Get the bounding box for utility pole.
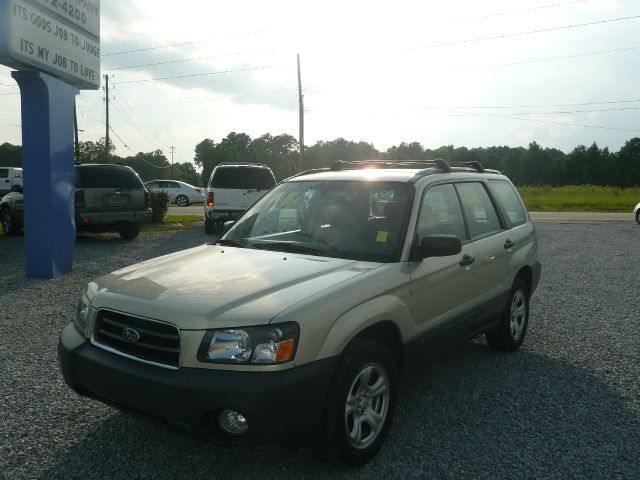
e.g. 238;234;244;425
104;73;110;162
170;146;175;178
297;53;304;173
73;98;80;162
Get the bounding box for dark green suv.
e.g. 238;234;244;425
0;164;152;239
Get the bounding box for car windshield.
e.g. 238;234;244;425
221;180;412;262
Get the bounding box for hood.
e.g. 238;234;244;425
89;244;381;329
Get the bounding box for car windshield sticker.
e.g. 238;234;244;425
376;231;389;242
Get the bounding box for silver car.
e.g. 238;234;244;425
1;164;152;239
59;160;541;466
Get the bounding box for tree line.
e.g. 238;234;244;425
1;134;639;187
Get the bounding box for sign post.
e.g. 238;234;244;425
0;0;100;278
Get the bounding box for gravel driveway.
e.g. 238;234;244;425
1;223;638;479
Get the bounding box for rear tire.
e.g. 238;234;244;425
320;338;397;467
204;218;215;234
636;210;640;225
0;207;20;235
176;195;190;207
118;224;140;240
486;278;529;352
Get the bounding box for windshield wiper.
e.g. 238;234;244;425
213;239;250;248
252;241;340;257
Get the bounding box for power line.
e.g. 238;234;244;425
435;108;640;133
104;47;277;71
443;0;587;24
418;98;640;110
112;95;166;151
112;64;289;85
102;29;273;57
86;89;298;110
406;15;640;51
451;45;640;72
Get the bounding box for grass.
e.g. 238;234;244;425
141;215;202;232
517;185;639;212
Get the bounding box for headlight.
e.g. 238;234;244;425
73;292;90;336
197;322;299;365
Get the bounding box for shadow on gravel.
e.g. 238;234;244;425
39;341;639;480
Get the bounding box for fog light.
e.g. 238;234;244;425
218;409;248;435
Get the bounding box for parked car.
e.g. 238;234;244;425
0;167;23;196
144;180;204;207
204;163;276;233
1;164;152;239
634;202;640;224
59;159;541;466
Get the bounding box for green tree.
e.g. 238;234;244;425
0;142;22;168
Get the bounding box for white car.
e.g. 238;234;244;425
634;202;640;224
145;180;204;207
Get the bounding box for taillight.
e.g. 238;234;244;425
195;188;202;194
144;190;151;208
75;191;85;209
207;192;214;207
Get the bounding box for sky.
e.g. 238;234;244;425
1;0;639;166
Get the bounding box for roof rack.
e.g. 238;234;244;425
287;158;498;181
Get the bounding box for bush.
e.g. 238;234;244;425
149;190;170;223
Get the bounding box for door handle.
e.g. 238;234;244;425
504;239;515;249
459;254;476;267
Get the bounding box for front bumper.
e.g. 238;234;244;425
58;324;337;445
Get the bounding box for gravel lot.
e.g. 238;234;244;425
1;222;639;479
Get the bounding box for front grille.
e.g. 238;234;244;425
93;309;180;368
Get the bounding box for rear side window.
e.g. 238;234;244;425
488;180;527;227
456;182;502;241
211;167;275;190
76;166;143;189
0;169;7;178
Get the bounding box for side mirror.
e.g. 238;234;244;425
222;220;235;234
412;234;462;261
11;184;23;193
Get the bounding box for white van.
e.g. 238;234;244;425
0;167;23;196
204;163;276;234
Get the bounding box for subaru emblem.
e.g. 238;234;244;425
121;327;141;343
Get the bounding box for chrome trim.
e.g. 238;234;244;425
91;308;181;370
91;339;179;371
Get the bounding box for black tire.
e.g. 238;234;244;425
0;207;20;235
204;218;215;234
486;278;530;352
320;338;397;467
213;220;223;234
636;210;640;225
176;195;190;207
118;224;140;240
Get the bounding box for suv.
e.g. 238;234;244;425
58;160;541;466
0;167;23;196
204;163;276;233
1;164;152;239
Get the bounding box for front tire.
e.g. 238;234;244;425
0;208;20;235
486;278;529;351
320;338;397;467
636;210;640;225
118;223;140;240
176;195;190;207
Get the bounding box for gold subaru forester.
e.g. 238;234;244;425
59;159;541;466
